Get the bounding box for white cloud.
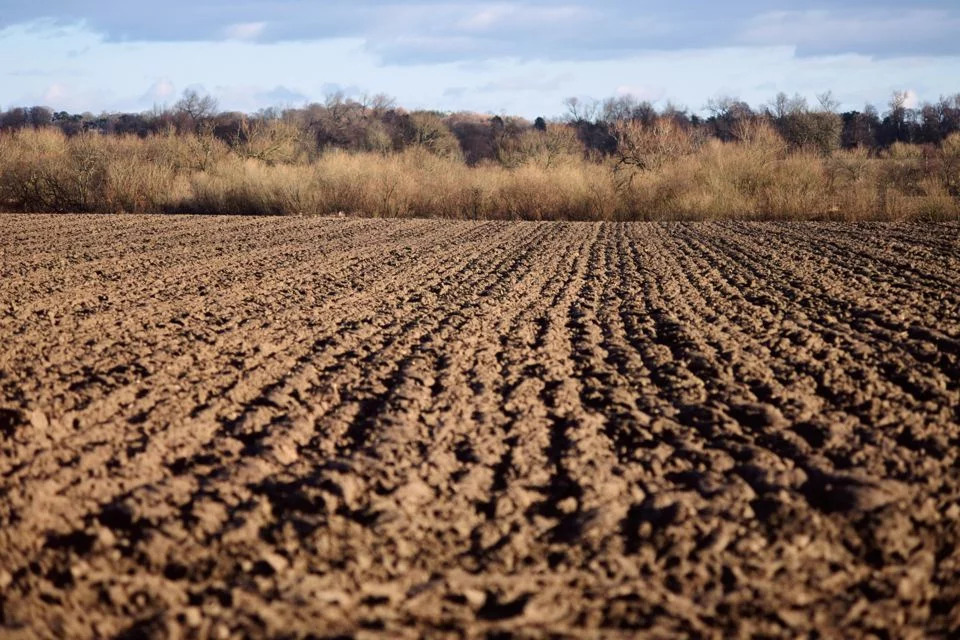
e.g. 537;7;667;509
24;81;115;112
902;89;919;109
456;3;587;32
3;20;960;118
143;78;176;102
41;83;68;103
223;22;266;41
457;6;515;31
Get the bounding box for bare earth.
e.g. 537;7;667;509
1;214;959;639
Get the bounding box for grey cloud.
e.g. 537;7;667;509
738;9;960;57
2;1;958;62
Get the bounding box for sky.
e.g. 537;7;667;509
1;1;959;118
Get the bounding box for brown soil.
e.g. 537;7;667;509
1;214;959;639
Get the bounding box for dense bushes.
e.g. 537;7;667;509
1;89;958;220
1;125;958;220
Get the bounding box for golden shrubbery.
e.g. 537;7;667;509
1;126;958;220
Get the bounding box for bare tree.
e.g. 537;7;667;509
405;112;461;158
706;95;754;141
601;95;656;124
174;89;219;120
883;90;915;143
0;107;29;130
28;106;53;127
889;90;910;114
563;97;599;123
816;91;841;113
612;118;699;175
660;102;692;127
311;92;371;150
361;93;396;116
767;92;807;119
495;123;582;169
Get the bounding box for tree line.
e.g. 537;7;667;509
2;89;959;166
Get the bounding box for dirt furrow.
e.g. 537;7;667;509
1;215;958;639
0;223;566;637
0;223;526;563
700;225;960;406
638;225;958;636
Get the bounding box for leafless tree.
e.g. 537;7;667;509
601;95;656;124
563;97;599;123
816;91;841;113
174;90;219;120
361;93;396;116
767;92;807;119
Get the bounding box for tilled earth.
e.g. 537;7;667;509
1;214;959;639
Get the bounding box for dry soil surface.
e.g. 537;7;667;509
1;214;959;639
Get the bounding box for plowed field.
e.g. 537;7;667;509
2;214;959;639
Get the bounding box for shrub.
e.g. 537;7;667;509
232;118;306;165
940;133;960;197
495;124;583;169
0;122;956;220
0;128;106;212
612;118;699;173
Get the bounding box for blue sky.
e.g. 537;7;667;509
2;2;959;118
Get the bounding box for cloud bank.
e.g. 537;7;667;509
1;1;958;64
